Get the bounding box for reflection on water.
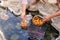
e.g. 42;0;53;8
0;10;29;40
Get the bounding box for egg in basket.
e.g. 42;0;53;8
32;15;44;26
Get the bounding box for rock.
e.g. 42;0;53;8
0;0;22;15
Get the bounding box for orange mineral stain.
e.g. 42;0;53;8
32;15;44;26
21;21;28;29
